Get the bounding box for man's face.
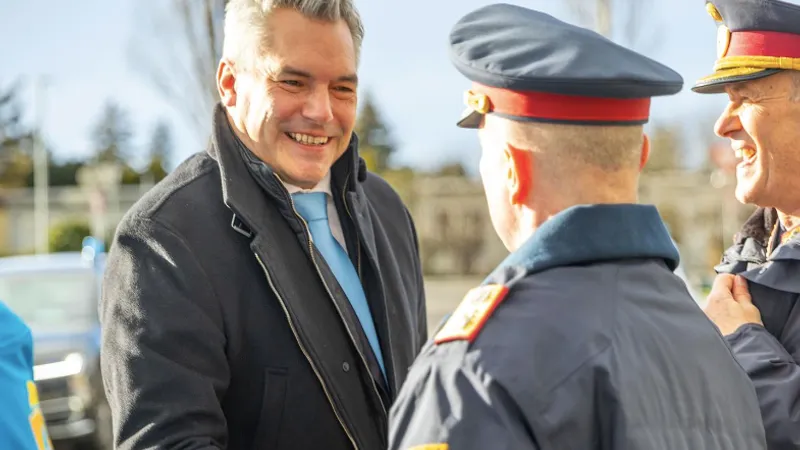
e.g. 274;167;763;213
715;71;800;211
225;8;358;188
477;117;518;251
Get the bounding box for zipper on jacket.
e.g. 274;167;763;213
340;172;398;398
276;173;388;417
254;252;359;450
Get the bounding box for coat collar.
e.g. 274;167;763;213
716;206;800;294
487;204;680;283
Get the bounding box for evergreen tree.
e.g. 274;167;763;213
144;120;172;182
91;101;133;164
0;81;34;187
355;91;395;173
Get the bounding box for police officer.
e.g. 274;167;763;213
388;4;768;449
693;1;800;448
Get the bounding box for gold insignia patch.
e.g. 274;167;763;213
434;284;509;345
717;25;731;58
409;444;448;450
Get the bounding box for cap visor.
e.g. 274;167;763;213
456;109;482;128
692;68;782;94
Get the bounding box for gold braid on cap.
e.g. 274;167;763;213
714;55;800;71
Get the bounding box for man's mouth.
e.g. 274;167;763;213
734;147;757;165
286;132;330;146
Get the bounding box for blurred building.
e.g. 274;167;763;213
0;163;754;291
404;167;754;290
0;185;147;255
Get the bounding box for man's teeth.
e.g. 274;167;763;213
735;148;756;159
288;133;329;145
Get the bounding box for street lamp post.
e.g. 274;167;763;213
77;162;122;245
32;77;49;254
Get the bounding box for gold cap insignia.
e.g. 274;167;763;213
464;90;491;114
706;2;723;21
717;25;731;58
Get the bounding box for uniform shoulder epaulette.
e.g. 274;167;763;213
434;284;509;345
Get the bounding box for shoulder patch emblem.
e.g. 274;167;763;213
434;284;509;345
410;444;448;450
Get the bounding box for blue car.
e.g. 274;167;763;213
0;243;112;450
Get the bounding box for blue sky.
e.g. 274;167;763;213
1;0;732;172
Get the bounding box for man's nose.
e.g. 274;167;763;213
714;102;742;139
303;87;334;124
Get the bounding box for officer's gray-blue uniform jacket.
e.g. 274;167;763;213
388;205;767;449
716;207;800;449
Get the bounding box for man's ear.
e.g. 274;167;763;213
217;59;237;107
639;133;650;171
504;143;533;206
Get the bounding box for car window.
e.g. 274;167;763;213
0;271;97;330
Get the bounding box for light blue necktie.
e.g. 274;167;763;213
292;192;386;379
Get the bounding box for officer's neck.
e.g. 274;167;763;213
509;187;639;251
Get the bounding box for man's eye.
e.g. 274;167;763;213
334;86;355;93
281;80;302;87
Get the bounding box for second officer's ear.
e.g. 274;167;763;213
639;133;650;172
504;143;534;206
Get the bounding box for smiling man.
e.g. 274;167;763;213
693;0;800;448
99;1;427;449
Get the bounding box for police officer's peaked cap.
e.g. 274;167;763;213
448;3;684;128
693;0;800;94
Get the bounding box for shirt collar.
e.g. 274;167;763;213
281;171;333;197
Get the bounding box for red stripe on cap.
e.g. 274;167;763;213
472;83;651;123
727;30;800;58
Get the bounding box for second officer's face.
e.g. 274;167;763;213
714;71;800;212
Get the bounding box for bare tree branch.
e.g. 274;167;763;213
129;0;227;136
561;0;660;52
567;2;593;30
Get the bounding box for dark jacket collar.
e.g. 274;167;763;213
716;206;800;293
207;103;366;229
487;204;680;283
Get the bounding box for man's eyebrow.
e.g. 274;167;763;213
279;66;312;78
729;83;761;97
278;66;358;84
337;73;359;84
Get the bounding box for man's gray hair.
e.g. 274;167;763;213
223;0;365;70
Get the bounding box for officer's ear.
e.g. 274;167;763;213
504;142;533;206
639;133;651;172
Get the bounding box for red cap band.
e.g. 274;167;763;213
471;83;651;123
727;30;800;58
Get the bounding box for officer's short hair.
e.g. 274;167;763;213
498;117;644;172
223;0;364;71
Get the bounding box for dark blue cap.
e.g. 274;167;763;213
448;3;684;128
693;0;800;94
